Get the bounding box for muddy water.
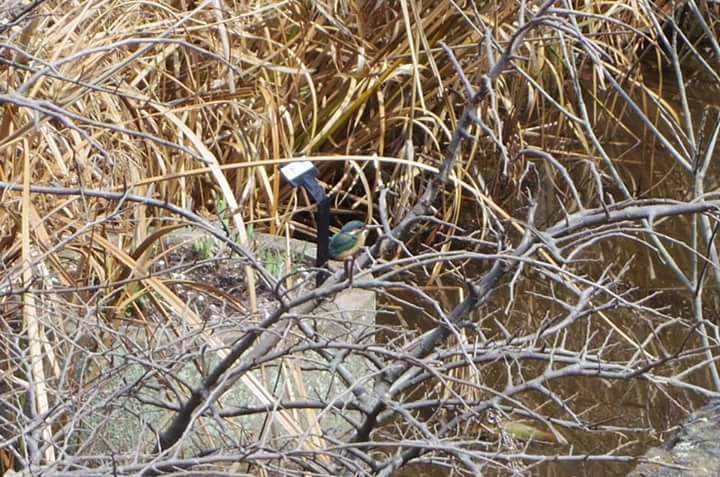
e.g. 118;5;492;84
383;288;711;476
383;62;720;476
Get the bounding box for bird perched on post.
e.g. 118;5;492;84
329;220;368;283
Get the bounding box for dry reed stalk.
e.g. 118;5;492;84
21;142;55;465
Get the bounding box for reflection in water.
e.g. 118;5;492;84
385;57;719;475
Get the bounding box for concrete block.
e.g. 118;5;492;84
80;229;378;452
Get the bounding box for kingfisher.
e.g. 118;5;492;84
329;220;368;282
329;220;368;260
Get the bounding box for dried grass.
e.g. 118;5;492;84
2;0;713;473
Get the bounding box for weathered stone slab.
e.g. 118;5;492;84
253;231;376;342
630;399;720;477
253;231;318;260
79;228;377;453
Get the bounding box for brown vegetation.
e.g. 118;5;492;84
2;0;720;475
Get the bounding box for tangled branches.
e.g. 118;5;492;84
2;0;720;475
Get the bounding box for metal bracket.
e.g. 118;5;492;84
281;161;330;285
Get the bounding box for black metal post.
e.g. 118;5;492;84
280;162;331;286
315;197;330;285
301;178;330;285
